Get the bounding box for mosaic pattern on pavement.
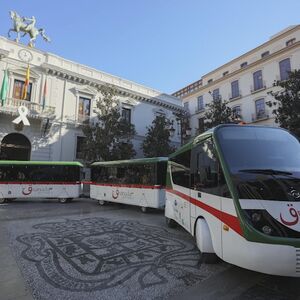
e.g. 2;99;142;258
8;217;225;299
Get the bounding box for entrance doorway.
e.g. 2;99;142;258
0;133;31;160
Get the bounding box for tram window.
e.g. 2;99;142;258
116;166;126;183
192;139;219;194
141;164;155;185
0;166;11;181
171;150;191;188
157;162;167;185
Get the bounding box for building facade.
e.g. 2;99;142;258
0;36;183;163
173;25;300;136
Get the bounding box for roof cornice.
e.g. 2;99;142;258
41;63;183;112
174;25;300;97
181;41;300;100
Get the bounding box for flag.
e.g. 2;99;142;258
22;65;30;100
42;79;47;110
0;69;8;106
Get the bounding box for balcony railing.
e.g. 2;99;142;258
251;82;266;94
252;110;269;122
65;114;92;126
0;98;56;119
229;91;242;101
195;107;205;113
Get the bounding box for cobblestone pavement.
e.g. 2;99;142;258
1;198;300;300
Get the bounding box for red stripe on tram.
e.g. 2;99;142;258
90;182;164;189
0;181;81;185
166;188;243;236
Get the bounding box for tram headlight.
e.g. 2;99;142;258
244;209;276;236
244;209;300;238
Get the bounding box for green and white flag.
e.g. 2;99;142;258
0;69;8;105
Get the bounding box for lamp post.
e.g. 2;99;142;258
174;111;191;146
169;121;176;138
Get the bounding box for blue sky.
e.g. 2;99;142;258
1;1;300;93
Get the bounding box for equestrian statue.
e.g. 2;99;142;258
8;11;51;47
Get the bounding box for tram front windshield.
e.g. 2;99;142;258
216;126;300;201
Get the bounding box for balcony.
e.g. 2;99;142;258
252;110;269;122
195;107;205;114
0;98;56;120
251;82;266;94
65;114;92;127
229;92;242;102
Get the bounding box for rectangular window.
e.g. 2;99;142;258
279;58;291;81
183;102;189;111
232;106;241;119
122;108;131;123
253;70;263;91
231;80;239;99
13;79;32;101
76;136;85;159
212;88;220;101
261;51;270;58
286;38;296;47
197;96;204;111
240;62;248;68
78;97;91;120
198;118;205;134
255;98;265;119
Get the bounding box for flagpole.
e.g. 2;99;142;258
0;62;9;106
42;77;47;111
22;63;30;100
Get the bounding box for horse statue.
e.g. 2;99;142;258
8;11;51;47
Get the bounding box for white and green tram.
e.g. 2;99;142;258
90;157;168;212
165;124;300;277
0;161;83;203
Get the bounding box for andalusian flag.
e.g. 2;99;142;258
0;69;8;106
22;65;30;100
42;79;47;110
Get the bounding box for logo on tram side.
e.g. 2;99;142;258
279;204;300;227
288;188;300;200
21;185;53;196
112;189;134;200
22;186;33;195
112;189;119;199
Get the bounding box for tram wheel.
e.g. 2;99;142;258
98;200;105;206
59;198;68;204
195;219;219;264
165;217;177;228
0;198;6;204
141;206;147;213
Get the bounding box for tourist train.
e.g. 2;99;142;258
1;124;300;277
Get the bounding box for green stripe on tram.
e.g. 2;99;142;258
91;157;168;166
0;161;83;167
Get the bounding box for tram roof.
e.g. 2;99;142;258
169;123;288;158
91;157;168;166
0;161;83;167
169;124;272;158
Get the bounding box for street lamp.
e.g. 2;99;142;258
175;111;191;146
169;122;176;138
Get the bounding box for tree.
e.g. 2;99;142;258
267;69;300;137
142;115;176;157
204;99;238;130
81;85;136;163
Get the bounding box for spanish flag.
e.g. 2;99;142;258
22;65;30;100
42;79;47;110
